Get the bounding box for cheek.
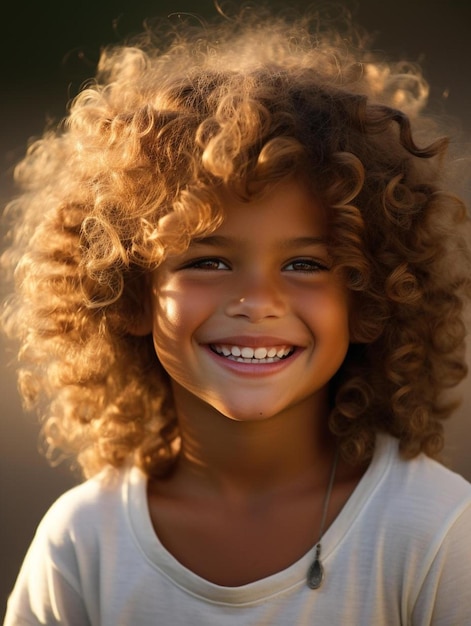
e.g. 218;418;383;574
151;274;186;333
158;295;179;326
304;285;349;325
326;298;350;345
150;280;181;367
303;289;351;359
151;298;185;384
151;283;210;359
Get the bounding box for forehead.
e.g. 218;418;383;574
213;178;327;239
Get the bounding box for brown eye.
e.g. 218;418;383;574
185;258;230;270
283;259;329;273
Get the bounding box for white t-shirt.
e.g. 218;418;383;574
4;434;471;625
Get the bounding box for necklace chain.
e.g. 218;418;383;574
307;446;339;589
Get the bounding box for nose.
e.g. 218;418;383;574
224;273;288;322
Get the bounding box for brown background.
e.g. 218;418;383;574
1;0;471;617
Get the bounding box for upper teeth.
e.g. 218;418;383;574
212;345;293;361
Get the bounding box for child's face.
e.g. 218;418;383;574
150;178;350;423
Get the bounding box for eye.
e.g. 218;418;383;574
283;258;329;273
183;257;230;271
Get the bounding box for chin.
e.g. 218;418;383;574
209;398;298;423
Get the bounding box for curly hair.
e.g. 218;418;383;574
2;9;470;478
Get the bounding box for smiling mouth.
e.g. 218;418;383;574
210;344;295;363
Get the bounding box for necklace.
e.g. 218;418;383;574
306;446;340;589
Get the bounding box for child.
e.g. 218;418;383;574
3;8;471;625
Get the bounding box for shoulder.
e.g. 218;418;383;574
379;442;471;624
347;435;471;621
35;465;137;549
14;466;144;601
378;434;471;506
370;434;471;544
5;466;150;625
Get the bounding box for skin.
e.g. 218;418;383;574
144;178;366;586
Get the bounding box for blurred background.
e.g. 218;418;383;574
1;0;470;616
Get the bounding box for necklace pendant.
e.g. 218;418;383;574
307;544;324;589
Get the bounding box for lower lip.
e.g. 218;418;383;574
204;346;302;376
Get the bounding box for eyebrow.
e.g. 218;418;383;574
190;235;328;248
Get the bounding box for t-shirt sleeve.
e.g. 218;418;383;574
3;505;92;626
411;501;471;625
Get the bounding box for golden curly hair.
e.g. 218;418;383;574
2;9;470;478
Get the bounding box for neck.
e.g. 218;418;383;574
169;384;337;500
